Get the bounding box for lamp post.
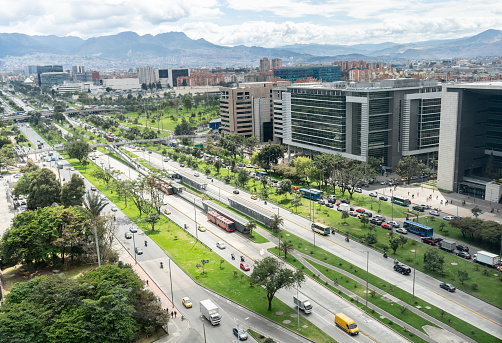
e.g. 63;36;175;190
194;197;198;242
391;189;394;221
169;258;174;306
201;316;207;343
132;231;137;264
290;276;301;331
364;251;369;312
412;242;417;297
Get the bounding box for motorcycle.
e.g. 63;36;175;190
331;229;336;235
345;237;349;242
160;262;163;269
144;240;148;247
231;253;235;260
264;201;267;205
383;252;388;258
240;256;245;262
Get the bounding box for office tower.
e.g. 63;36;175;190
155;68;190;88
274;64;341;82
36;65;63;85
137;65;156;86
40;72;70;88
259;58;271;73
282;79;442;171
72;65;85;77
25;65;37;75
271;58;282;70
438;82;502;201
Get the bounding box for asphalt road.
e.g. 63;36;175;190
134;147;502;341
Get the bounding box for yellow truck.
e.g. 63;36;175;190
335;313;359;336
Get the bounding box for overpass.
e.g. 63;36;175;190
2;107;121;122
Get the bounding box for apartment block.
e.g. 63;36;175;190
259;58;271;73
137;65;156;86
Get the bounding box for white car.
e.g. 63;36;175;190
396;228;408;234
369;192;377;198
216;242;226;249
387;221;400;228
129;226;138;233
194;172;199;177
429;210;440;216
111;206;118;212
354;187;362;193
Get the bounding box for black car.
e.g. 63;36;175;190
124;232;132;239
370;218;384;225
456;251;471;259
379;196;388;201
394;264;411;275
440;282;456;292
456;244;469;252
341;199;350;204
412;205;425;212
233;189;240;194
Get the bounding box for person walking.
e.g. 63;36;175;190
174;310;177;318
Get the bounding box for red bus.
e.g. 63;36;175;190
216;216;235;232
207;211;219;224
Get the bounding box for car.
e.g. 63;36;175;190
429;210;440;216
124;232;132;239
111;206;118;212
379;196;388;201
370;218;383;225
182;297;193;308
354;187;362;193
413;205;425;212
194;172;199;177
206;175;212;179
326;203;334;208
135;247;143;255
271;179;278;183
179;163;185;167
440;282;456;292
369;192;377;198
18;195;24;200
341;198;350;204
246;164;253;168
148;151;152;154
396;228;408;234
380;181;386;185
356;208;365;213
91;186;96;191
70;167;75;171
233;189;240;194
129;226;138;233
233;326;248;341
163;158;169;162
163;199;168;205
456;244;469;252
456;251;471;259
387;221;400;228
443;215;460;221
216;242;226;249
421;237;437;245
251;195;258;200
361;212;373;218
381;223;393;230
240;262;250;271
349;210;358;217
394;264;411;275
164;209;171;215
197;225;206;232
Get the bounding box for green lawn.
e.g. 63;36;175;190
64;156;334;343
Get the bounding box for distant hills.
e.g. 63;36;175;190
0;29;501;67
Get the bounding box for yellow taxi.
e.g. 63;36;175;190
251;195;258;200
164;209;171;215
182;297;192;308
198;225;206;232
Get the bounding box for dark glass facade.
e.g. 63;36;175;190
274;65;341;82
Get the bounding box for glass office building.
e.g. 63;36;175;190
274;64;341;82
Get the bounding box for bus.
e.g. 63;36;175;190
299;188;323;201
311;222;331;236
403;220;433;237
56;162;63;169
207;211;236;232
391;195;411;207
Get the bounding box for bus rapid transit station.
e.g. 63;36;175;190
227;196;275;227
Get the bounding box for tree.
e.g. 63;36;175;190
268;214;283;234
423;248;444;272
174;118;194;136
83;192;109;266
276;179;292;200
294;156;312;183
182;93;193;112
396;156;429;184
257;145;283;172
360;215;369;227
261;187;269;200
471;206;482;218
144;212;161;231
458;270;470;285
60;174;85;207
279;240;295;259
246;221;257;236
291;194;302;213
364;232;378;245
249;257;305;311
341;210;349;223
237;168;250;187
27;169;62;210
20;160;39;173
389;235;401;254
65;140;91;165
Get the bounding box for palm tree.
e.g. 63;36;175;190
268;214;283;234
83;192;109;266
245;221;257;237
279;240;295;259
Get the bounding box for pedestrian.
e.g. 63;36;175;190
174;311;177;318
412;194;414;199
334;278;338;286
436;195;438;200
171;311;174;317
146;280;149;286
417;192;419;197
408;191;410;196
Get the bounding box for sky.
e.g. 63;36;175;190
1;0;501;47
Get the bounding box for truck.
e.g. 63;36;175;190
439;240;456;252
338;203;350;212
473;251;500;267
200;299;221;325
335;313;359;336
293;294;312;314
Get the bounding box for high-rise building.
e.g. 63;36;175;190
271;58;282;70
72;65;85;77
274;64;341;82
219;81;291;141
137;65;156;86
259;58;271;73
40;72;70;88
282;79;441;171
36;65;63;85
155;68;190;88
25;65;37;75
437;82;502;202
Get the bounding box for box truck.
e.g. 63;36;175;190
473;251;499;267
338;203;350;212
293;294;313;314
200;299;221;325
439;240;456;252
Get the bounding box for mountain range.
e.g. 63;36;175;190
0;29;501;67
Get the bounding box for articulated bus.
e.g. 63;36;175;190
391;195;411;207
403;220;433;237
207;211;236;232
311;222;331;236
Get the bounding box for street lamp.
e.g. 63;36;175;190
364;251;369;312
412;242;417;297
289;276;301;331
200;316;207;343
194;197;198;242
391;189;394;221
132;231;137;264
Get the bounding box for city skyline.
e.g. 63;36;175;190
2;0;501;48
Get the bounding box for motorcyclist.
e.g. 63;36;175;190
160;262;163;269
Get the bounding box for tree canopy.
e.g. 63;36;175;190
61;174;86;207
65;140;91;165
26;168;62;210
